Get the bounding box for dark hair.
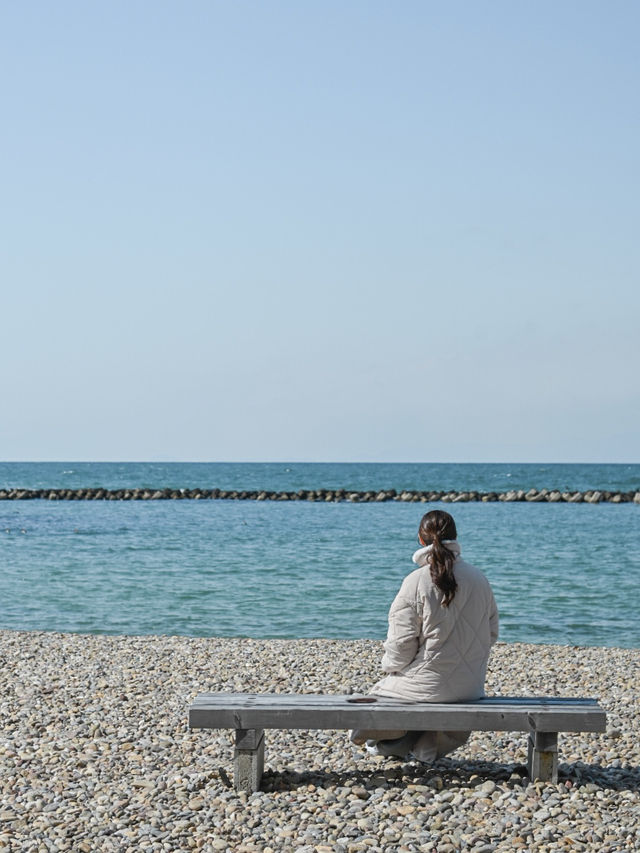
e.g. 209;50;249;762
418;510;458;607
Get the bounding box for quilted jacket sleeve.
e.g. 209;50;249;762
380;591;421;673
489;588;499;645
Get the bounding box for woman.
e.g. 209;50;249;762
351;509;499;763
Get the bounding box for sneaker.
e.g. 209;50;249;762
364;740;380;756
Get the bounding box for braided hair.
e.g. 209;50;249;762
418;510;458;607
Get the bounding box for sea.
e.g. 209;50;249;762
1;462;638;648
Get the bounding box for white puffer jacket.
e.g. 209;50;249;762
371;542;499;703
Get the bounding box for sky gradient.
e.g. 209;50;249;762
2;1;638;462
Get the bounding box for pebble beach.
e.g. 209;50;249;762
1;631;638;852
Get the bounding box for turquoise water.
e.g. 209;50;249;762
1;463;638;647
2;461;639;493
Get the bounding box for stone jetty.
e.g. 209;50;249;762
1;631;638;852
0;487;638;504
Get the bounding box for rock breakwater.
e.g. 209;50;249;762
0;486;638;504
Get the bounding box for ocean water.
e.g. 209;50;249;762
2;460;639;493
1;462;638;648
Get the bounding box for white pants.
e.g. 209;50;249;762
349;727;470;763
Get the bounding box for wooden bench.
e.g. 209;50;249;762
188;693;606;792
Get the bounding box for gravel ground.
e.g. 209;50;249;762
0;631;638;852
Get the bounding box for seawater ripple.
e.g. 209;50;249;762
1;495;639;648
1;461;639;493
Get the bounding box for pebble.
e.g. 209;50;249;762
0;631;638;852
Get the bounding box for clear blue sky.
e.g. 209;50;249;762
1;1;638;462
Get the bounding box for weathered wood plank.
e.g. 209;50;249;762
189;693;606;734
197;694;599;706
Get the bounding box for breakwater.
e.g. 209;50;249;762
1;486;639;503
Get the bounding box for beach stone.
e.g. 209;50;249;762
0;632;638;852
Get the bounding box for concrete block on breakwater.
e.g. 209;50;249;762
0;487;638;504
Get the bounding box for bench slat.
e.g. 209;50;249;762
189;693;606;734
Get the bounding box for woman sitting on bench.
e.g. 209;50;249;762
350;509;499;763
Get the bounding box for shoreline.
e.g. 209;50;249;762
3;625;640;649
1;631;638;851
3;626;639;654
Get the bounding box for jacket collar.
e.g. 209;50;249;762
412;540;461;567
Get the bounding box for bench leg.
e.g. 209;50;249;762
527;731;558;783
234;728;265;793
